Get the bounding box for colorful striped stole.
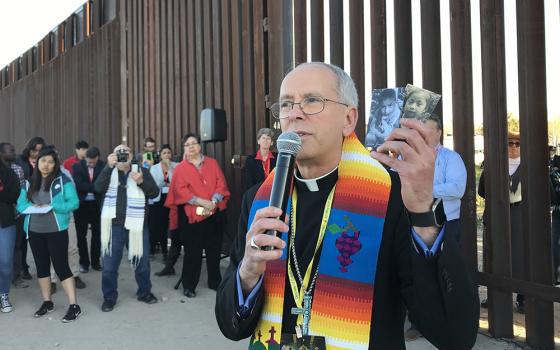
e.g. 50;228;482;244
247;133;392;350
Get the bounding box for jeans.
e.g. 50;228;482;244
102;224;152;302
0;225;17;293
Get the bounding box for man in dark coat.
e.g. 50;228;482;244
215;62;479;350
72;147;106;272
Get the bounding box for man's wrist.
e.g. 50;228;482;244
239;265;260;295
406;200;433;214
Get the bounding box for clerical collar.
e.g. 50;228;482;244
294;166;338;192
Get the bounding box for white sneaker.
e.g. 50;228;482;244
0;293;13;313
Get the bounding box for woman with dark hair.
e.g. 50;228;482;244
165;133;230;297
15;136;45;280
16;137;45;179
16;148;81;322
148;144;177;258
0;156;21;313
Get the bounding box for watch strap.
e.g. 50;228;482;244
406;198;446;227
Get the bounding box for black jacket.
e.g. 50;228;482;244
0;165;21;228
244;152;277;191
15;155;33;180
72;159;106;204
94;165;159;226
215;171;479;350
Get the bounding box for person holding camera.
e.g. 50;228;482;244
165;133;230;298
94;145;159;312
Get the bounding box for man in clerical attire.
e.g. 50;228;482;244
215;62;479;350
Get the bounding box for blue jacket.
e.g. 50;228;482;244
16;173;79;235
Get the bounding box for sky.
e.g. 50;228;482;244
1;0;559;128
0;0;86;68
317;0;560;127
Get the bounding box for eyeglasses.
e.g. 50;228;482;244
184;142;199;147
508;141;521;148
269;96;349;120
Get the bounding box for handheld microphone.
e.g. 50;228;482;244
263;131;302;250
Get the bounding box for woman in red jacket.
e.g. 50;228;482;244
165;133;229;298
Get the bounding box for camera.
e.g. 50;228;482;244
116;149;129;163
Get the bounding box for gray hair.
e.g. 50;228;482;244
291;62;359;108
256;128;274;141
113;144;131;153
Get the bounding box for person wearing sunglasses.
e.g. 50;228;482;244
479;130;525;313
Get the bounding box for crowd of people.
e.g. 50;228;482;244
0;131;251;320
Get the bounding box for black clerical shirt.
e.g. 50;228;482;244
282;168;338;335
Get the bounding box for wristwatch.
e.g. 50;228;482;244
406;198;446;228
211;198;218;205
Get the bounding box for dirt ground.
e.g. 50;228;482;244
1;225;520;350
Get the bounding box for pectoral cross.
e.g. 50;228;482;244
291;293;312;337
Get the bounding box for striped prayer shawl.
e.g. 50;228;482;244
101;168;146;266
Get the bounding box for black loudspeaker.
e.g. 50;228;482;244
200;108;227;142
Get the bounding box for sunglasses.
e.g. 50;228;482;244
508;141;520;148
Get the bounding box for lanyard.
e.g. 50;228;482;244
287;186;335;314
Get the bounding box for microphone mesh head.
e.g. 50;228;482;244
276;132;302;155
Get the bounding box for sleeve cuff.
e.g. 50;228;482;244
212;193;224;203
410;224;446;257
236;263;263;319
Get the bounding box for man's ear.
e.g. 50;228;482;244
342;107;359;137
